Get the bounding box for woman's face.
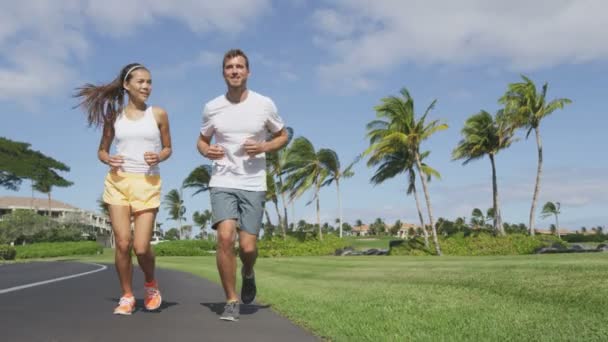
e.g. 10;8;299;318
124;68;152;103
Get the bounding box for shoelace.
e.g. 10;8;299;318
118;297;134;306
145;287;159;297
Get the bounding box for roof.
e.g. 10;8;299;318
0;196;79;211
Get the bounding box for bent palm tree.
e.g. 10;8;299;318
266;127;294;238
163;189;186;240
366;144;438;248
452;110;515;235
541;201;561;239
500;75;571;235
282;137;331;240
320;151;359;238
366;88;448;255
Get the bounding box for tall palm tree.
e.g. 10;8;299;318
452;110;515;235
163;188;186;240
499;75;571;235
366;88;448;255
541;201;561;239
182;165;212;196
265;172;283;237
282;137;331;240
366;144;438;248
319;152;359;238
266;127;294;237
193;210;212;238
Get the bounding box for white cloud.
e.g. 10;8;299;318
313;0;608;90
84;0;271;36
0;0;272;106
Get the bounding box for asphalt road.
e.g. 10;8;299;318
0;261;318;342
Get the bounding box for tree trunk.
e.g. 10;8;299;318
412;183;429;248
415;151;441;256
264;208;272;226
490;154;505;235
278;174;289;237
337;180;343;238
529;127;543;236
555;213;560;239
273;200;284;238
315;184;322;241
47;192;52;217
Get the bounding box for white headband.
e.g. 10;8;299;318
123;65;145;83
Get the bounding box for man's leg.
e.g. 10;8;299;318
239;230;257;277
237;189;265;304
216;220;239;302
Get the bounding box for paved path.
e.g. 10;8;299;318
0;261;318;342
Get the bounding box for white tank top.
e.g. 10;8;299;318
114;106;161;174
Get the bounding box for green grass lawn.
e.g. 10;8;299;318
77;251;608;341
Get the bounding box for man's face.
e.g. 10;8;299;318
223;56;249;88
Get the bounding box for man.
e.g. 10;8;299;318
197;49;288;322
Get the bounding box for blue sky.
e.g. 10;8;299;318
1;0;606;231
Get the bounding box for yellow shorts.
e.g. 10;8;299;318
103;171;161;212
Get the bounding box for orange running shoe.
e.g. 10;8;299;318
113;296;135;315
144;283;162;311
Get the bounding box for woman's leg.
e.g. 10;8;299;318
109;205;134;296
132;209;157;283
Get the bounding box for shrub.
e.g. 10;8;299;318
15;241;103;259
152;240;216;256
389;233;566;256
0;245;17;260
258;234;350;257
562;234;607;243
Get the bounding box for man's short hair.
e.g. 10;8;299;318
223;49;249;69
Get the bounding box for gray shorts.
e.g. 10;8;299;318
210;187;266;236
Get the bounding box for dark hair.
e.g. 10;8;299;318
222;49;249;70
74;63;148;128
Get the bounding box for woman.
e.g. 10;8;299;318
75;63;172;315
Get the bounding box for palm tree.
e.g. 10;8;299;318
282;137;331;240
265;172;283;237
193;210;212;238
540;201;561;239
499;75;572;235
366;88;448;255
319;152;359;238
266;127;294;238
163;189;186;240
365;144;438;248
452;110;515;235
183;165;212;196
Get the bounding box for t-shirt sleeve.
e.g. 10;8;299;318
200;104;214;137
265;98;284;133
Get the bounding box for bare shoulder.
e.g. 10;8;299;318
151;106;169;123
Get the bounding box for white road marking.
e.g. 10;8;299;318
0;262;107;294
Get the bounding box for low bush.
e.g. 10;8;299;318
152;240;216;256
15;241;103;259
389;233;566;256
258;234;350;257
0;244;17;260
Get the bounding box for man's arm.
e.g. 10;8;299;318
197;134;225;160
243;128;288;157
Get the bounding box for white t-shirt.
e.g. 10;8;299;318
200;90;284;191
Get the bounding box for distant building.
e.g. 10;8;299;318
351;224;370;237
0;196;111;235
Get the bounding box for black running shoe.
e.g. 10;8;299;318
241;267;257;304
